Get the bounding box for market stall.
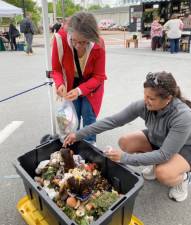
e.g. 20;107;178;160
142;0;191;37
0;0;23;17
128;0;191;35
128;0;191;52
0;0;23;51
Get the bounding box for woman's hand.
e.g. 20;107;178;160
65;88;79;101
57;84;67;98
63;133;77;147
105;148;123;162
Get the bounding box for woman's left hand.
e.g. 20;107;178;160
105;149;123;162
65;89;79;101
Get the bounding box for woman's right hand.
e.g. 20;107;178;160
57;84;66;98
63;133;77;147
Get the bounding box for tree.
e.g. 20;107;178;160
48;2;53;13
4;0;41;25
56;0;82;18
103;4;110;9
88;4;102;11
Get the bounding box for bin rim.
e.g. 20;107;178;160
15;138;144;225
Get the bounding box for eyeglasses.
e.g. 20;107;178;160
71;38;88;46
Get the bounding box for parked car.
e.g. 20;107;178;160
108;24;120;31
98;19;115;30
119;23;129;31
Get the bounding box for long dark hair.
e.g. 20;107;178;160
144;71;191;108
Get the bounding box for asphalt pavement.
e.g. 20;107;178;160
0;35;191;225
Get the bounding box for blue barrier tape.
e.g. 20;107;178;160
0;81;53;103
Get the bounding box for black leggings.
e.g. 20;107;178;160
10;37;17;50
142;129;191;165
151;36;162;50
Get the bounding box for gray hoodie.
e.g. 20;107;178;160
75;98;191;166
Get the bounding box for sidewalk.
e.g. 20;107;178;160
32;32;152;49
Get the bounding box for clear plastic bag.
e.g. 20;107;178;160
56;100;79;142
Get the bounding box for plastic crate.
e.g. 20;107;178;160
15;139;144;225
17;196;144;225
17;42;25;51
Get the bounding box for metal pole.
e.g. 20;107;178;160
52;0;57;23
61;0;65;19
22;0;26;17
41;0;57;136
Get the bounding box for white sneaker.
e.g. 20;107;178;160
142;165;156;180
88;141;97;147
169;173;190;202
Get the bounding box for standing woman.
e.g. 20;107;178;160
51;12;106;144
163;14;184;54
9;21;20;51
150;16;163;51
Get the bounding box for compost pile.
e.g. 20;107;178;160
34;147;120;225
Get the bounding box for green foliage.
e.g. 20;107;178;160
91;191;119;218
88;4;102;11
103;4;110;9
63;205;89;225
56;0;82;18
3;0;41;25
42;166;57;180
62;191;119;225
62;205;76;220
48;2;53;13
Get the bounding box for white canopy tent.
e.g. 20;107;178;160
0;0;23;17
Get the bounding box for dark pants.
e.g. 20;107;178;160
142;129;191;165
73;96;96;143
169;38;180;53
10;37;17;50
24;33;33;53
151;36;161;50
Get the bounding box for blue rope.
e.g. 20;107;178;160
0;81;53;103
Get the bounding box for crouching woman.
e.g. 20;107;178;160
64;71;191;202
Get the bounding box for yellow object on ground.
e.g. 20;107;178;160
129;215;144;225
17;195;144;225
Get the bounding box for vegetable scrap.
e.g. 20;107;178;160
34;147;121;225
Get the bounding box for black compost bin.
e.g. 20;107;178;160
15;138;144;225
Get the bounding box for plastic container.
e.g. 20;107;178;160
17;42;25;51
15;138;144;225
17;196;144;225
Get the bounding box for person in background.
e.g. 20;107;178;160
61;17;70;31
163;14;184;54
182;12;191;31
0;31;9;51
150;16;163;51
9;20;20;51
51;18;62;33
20;12;35;55
64;71;191;202
51;12;107;145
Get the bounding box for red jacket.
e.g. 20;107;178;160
51;28;107;116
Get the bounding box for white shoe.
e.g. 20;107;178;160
92;142;97;147
169;173;190;202
88;141;97;147
142;165;156;180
